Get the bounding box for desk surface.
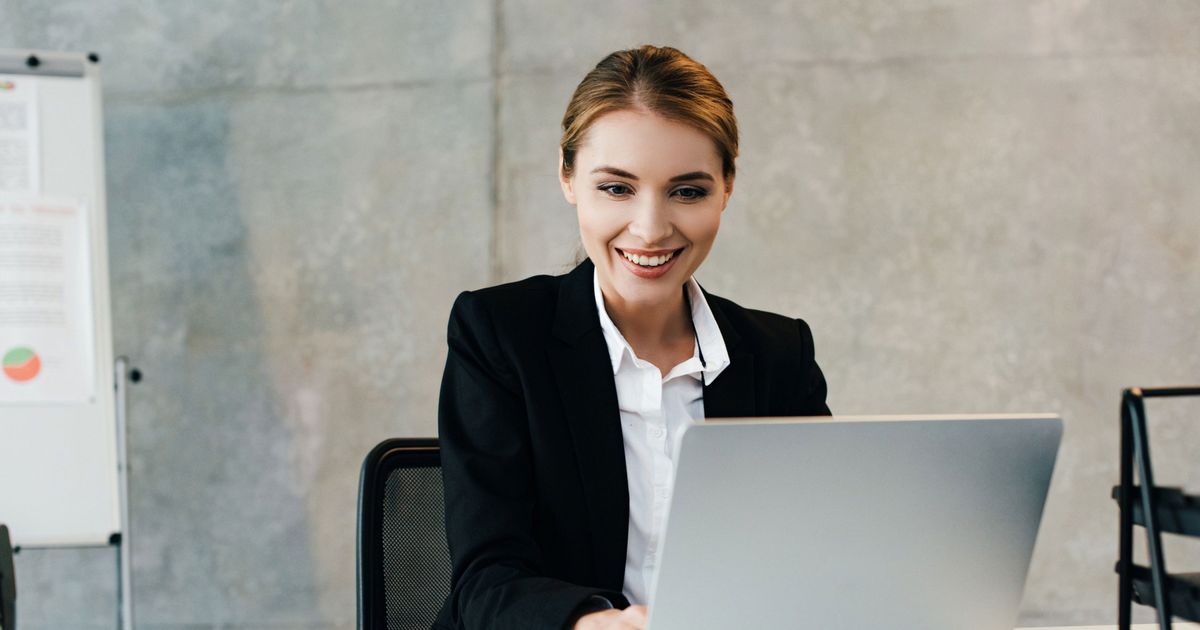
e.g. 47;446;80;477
1024;625;1200;629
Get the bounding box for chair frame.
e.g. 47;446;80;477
1116;386;1200;630
357;437;442;630
1;523;14;630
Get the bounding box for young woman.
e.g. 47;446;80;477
434;45;830;630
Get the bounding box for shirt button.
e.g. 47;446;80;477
649;427;665;438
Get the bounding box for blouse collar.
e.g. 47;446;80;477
592;269;731;385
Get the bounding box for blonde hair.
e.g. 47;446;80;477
560;45;738;181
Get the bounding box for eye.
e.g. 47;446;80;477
598;183;634;197
672;186;709;202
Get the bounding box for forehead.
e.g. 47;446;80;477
576;109;722;177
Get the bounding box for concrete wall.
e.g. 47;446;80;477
3;1;1198;628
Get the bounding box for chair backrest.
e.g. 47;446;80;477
357;438;451;630
1;523;14;630
1115;386;1200;629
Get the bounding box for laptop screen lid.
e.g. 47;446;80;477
645;414;1062;630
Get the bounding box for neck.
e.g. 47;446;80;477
601;283;693;351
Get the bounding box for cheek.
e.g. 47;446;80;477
577;203;624;244
679;209;722;244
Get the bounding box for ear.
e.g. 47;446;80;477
558;148;577;205
721;175;734;210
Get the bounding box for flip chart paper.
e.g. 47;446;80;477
0;74;40;195
0;197;95;404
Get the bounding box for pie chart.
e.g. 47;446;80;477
3;347;41;382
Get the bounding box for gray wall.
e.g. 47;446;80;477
3;1;1199;628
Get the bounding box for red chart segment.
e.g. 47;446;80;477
3;347;41;382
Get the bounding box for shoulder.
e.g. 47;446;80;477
700;292;825;376
446;270;574;353
449;259;593;331
705;291;830;416
704;292;818;361
452;272;563;319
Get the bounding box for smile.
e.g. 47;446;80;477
619;249;679;268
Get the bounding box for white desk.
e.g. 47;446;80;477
1024;625;1200;629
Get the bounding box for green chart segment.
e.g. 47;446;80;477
3;347;41;382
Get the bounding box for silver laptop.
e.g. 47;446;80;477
646;414;1062;630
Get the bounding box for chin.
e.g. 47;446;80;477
612;275;685;306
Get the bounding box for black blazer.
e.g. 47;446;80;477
434;260;830;630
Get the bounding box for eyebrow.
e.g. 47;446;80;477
589;166;715;183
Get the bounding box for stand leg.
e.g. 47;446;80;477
115;357;134;630
115;537;124;630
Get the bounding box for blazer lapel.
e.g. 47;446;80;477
548;260;629;589
702;291;758;418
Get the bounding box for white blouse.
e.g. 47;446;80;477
592;270;730;605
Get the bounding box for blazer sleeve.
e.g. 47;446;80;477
796;317;832;416
438;291;626;630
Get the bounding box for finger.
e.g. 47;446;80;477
619;605;649;627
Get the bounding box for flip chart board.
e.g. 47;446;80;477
0;50;118;547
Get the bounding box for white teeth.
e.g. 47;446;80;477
622;250;675;267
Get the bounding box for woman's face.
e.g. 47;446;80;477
560;108;732;311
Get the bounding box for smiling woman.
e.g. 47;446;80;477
434;45;830;630
565;109;728;374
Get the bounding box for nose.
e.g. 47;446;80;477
627;196;674;245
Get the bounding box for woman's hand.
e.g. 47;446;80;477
572;604;648;630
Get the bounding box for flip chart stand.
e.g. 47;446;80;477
9;357;136;630
114;356;134;630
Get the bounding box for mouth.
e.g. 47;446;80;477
618;248;681;267
615;247;685;278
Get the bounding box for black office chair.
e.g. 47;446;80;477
1;523;15;630
1113;386;1200;629
357;438;451;630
